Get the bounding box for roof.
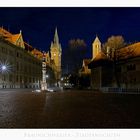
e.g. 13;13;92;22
93;52;109;61
83;59;91;66
88;52;113;69
88;42;140;69
118;42;140;60
11;34;20;44
0;27;43;60
0;27;23;46
93;35;101;44
0;27;19;44
31;48;43;59
24;42;33;51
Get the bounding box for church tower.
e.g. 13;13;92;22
92;35;101;59
50;27;62;80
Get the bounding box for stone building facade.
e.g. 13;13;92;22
88;36;140;90
0;27;42;88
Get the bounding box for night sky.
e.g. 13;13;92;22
0;7;140;58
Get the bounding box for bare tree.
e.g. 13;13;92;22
66;38;87;73
103;35;125;57
103;35;126;87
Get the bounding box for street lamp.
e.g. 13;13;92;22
2;65;7;72
46;74;49;88
0;60;12;88
0;65;7;88
0;62;11;74
46;75;49;78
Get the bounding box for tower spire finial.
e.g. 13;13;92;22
54;27;59;44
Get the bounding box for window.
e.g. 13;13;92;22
2;75;6;81
16;62;19;71
17;52;19;57
9;75;13;82
20;54;22;59
2;47;7;53
20;76;22;82
16;75;18;82
127;64;136;71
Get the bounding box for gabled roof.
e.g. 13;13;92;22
88;52;113;69
11;34;20;44
0;27;25;48
0;27;43;60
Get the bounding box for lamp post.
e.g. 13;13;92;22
46;74;49;87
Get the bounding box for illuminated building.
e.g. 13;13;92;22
79;59;91;76
79;35;101;76
39;27;62;88
88;36;140;91
0;27;42;88
50;27;62;85
92;35;101;59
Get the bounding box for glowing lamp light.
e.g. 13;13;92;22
0;60;12;74
2;65;6;71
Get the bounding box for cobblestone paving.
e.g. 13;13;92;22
0;89;140;128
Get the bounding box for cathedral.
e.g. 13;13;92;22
45;28;62;85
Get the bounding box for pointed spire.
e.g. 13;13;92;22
93;35;101;44
54;27;59;44
50;41;53;48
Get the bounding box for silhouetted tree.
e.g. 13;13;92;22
103;35;125;55
103;35;126;87
63;38;87;74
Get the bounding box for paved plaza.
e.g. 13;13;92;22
0;89;140;128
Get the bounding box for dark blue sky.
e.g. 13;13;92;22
0;7;140;58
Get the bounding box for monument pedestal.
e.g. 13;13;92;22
41;81;47;91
